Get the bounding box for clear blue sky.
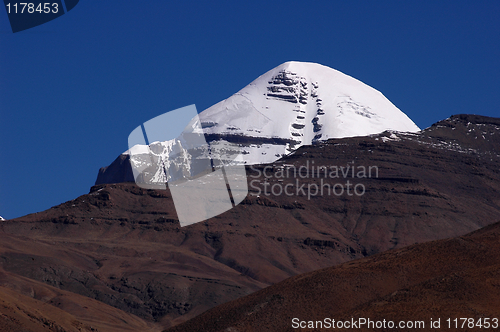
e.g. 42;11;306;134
1;1;499;219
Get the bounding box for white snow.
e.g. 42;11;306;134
197;61;419;141
123;61;421;181
183;61;419;164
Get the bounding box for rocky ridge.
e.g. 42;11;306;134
0;114;499;331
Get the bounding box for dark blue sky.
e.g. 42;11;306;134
1;1;499;219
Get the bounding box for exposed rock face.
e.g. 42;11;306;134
96;154;135;184
1;114;499;331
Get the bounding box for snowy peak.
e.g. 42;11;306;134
199;61;420;140
96;62;421;185
195;61;419;163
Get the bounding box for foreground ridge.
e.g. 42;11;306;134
167;220;500;332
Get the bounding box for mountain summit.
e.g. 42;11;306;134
96;62;420;184
198;61;419;162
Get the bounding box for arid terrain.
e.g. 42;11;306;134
0;114;499;331
168;220;500;332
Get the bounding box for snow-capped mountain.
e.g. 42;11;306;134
96;61;420;185
196;61;419;164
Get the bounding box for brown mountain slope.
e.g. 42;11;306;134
0;114;499;330
166;220;500;332
0;272;155;332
